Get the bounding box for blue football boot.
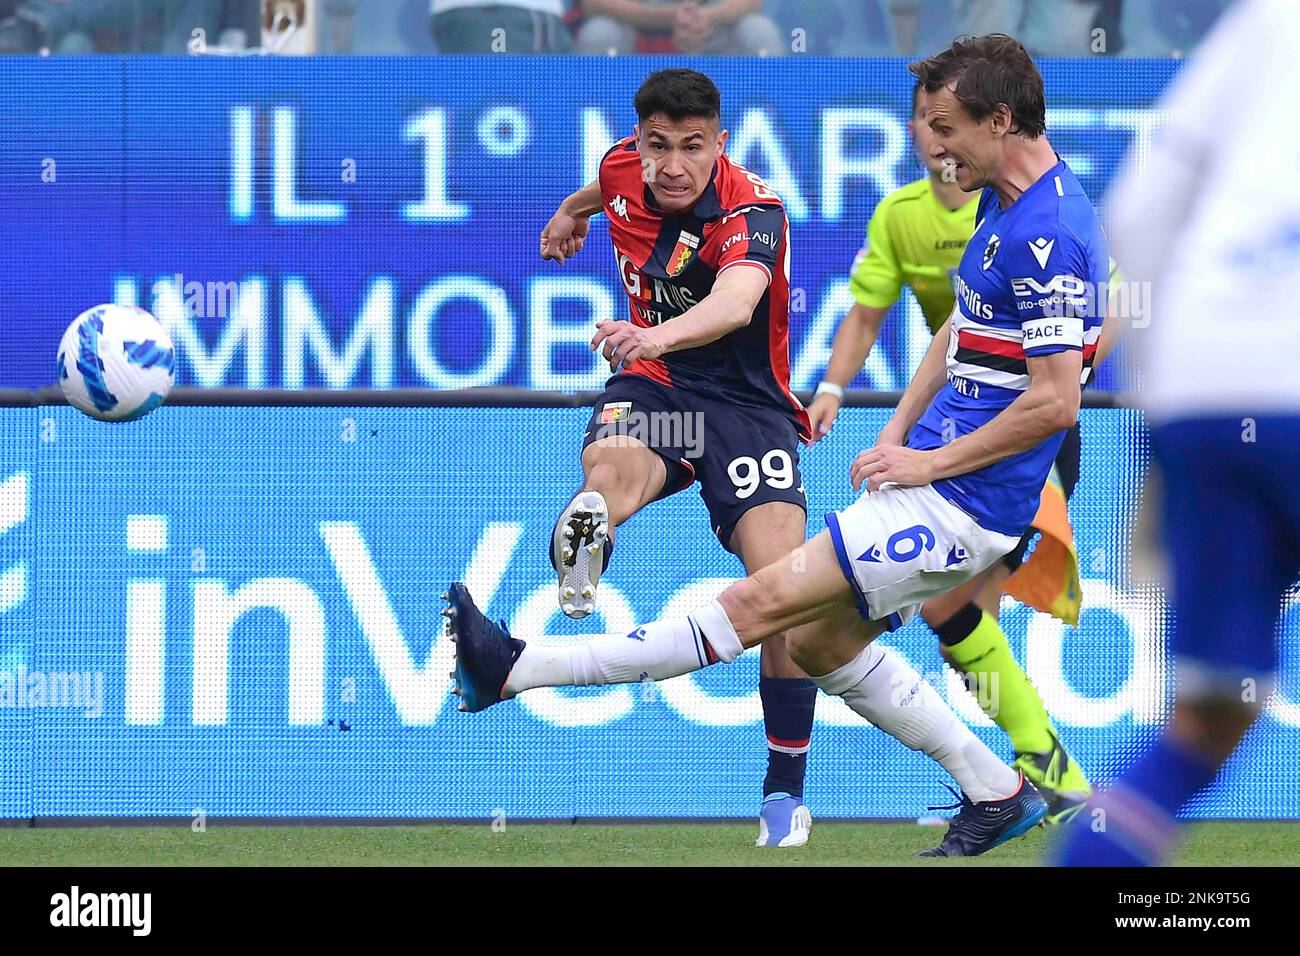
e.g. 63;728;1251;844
444;583;525;713
917;772;1048;858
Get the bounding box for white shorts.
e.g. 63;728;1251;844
825;483;1020;631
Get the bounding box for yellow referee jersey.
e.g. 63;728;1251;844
848;177;979;334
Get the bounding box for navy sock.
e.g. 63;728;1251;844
1057;734;1220;866
760;676;817;800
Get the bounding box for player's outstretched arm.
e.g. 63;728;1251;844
657;263;768;351
590;263;769;371
540;180;601;264
929;349;1081;477
807;302;889;442
852;349;1081;492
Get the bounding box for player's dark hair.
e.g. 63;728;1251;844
634;69;722;125
908;34;1046;138
911;80;924;118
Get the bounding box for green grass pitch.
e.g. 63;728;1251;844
0;821;1295;866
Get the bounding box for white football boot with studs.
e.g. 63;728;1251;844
552;491;610;619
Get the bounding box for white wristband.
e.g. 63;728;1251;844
815;381;844;401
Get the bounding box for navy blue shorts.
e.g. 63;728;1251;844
582;374;806;552
1154;416;1300;687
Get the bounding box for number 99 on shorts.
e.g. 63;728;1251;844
727;450;796;499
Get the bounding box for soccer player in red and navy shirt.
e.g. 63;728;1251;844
537;69;816;847
449;38;1102;857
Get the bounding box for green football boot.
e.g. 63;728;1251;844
1014;729;1092;825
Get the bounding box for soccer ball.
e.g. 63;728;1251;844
57;304;175;422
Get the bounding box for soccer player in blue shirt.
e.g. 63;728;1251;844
1057;0;1300;866
448;34;1109;856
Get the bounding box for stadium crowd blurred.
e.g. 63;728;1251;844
0;0;1231;56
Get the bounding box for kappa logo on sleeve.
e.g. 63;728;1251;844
610;195;630;221
853;238;870;265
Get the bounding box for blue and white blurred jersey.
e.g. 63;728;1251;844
1107;0;1300;423
909;159;1108;537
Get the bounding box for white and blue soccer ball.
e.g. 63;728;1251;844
57;304;174;422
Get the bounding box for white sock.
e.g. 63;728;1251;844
504;600;744;695
813;643;1019;802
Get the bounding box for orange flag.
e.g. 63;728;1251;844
1003;469;1082;626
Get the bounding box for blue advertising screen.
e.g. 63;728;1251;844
2;404;1298;820
0;56;1178;394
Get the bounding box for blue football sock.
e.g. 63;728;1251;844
760;676;816;801
1057;734;1220;866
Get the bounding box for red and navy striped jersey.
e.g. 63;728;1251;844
599;137;809;440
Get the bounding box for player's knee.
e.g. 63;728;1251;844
918;601;945;630
717;573;793;644
784;628;817;674
583;458;622;493
785;624;837;676
581;457;645;518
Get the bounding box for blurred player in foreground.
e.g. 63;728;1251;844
807;81;1119;823
538;68;820;847
1058;0;1300;866
451;34;1107;856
